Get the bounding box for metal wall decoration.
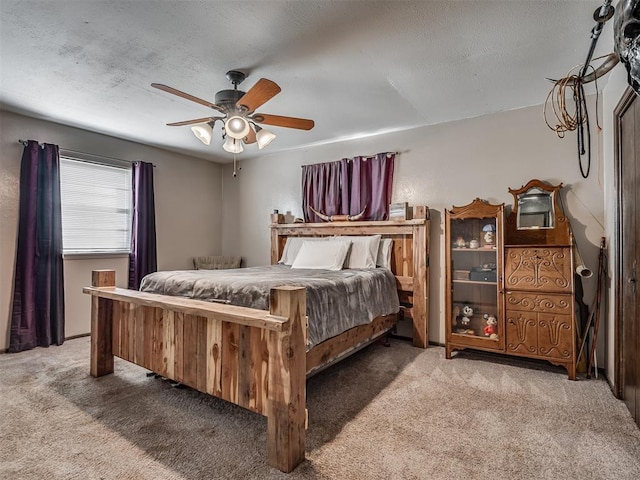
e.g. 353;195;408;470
614;0;640;95
543;0;640;180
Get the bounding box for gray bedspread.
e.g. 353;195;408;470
139;265;399;349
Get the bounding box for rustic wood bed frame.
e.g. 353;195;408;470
84;207;429;472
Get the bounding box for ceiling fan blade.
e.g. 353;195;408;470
236;78;281;112
151;83;225;113
243;128;257;144
166;117;216;126
252;113;315;130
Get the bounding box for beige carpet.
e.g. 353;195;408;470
1;337;639;480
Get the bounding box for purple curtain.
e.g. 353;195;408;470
302;159;347;222
9;140;65;353
348;153;395;220
302;152;395;221
128;161;157;289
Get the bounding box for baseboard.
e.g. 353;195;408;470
65;333;90;341
0;333;90;355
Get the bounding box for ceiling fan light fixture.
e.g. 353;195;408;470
223;136;244;154
255;125;276;149
190;123;213;145
153;73;314;160
224;115;250;139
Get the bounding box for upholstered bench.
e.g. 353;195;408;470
193;255;242;270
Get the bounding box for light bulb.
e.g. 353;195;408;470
255;126;276;149
224;116;250;139
223;137;244;154
190;123;213;145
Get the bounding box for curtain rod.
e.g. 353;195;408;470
300;151;399;167
17;140;156;167
352;151;399;157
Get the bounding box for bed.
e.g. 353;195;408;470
139;264;400;352
84;207;430;472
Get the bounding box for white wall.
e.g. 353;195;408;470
221;100;606;359
601;66;632;387
1;92;618;374
0;111;223;351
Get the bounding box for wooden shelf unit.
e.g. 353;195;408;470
445;198;505;356
445;181;578;380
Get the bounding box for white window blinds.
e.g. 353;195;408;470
60;157;132;254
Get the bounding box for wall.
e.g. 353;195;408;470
601;66;632;387
221;99;606;358
1;94;615;370
0;111;223;351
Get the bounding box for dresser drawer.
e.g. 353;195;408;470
504;247;572;293
506;310;573;360
505;292;572;314
537;313;574;359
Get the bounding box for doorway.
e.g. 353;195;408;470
614;87;640;427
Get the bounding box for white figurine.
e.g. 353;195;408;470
461;305;474;326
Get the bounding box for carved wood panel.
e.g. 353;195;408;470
506;310;537;355
506;309;573;361
537;313;573;359
505;292;572;314
505;247;572;293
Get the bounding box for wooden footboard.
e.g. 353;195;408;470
84;209;426;472
85;270;306;473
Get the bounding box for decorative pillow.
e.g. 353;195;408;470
290;239;352;270
377;238;393;269
333;235;381;269
279;236;327;265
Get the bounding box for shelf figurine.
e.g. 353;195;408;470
482;223;495;248
483;313;497;338
461;305;474;326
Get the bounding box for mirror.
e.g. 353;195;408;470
516;187;554;230
506;180;568;245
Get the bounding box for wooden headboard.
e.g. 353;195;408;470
269;206;430;348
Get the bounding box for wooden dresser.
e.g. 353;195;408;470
445;180;578;380
503;180;576;379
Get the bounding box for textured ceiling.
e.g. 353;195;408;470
0;1;615;163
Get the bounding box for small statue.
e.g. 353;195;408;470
460;305;474;326
482;224;495;247
483;313;497;337
454;236;466;248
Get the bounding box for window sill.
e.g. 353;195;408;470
63;252;130;260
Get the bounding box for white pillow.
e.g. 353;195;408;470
279;236;327;265
377;238;393;270
333;235;381;269
291;239;352;270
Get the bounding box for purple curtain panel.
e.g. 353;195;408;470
128;161;157;290
10;140;65;352
301;152;395;222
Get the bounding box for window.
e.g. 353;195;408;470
60;157;132;254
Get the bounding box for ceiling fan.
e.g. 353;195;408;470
151;70;314;154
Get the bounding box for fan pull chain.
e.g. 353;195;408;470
233;155;238;177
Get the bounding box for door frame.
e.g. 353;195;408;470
613;86;637;398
